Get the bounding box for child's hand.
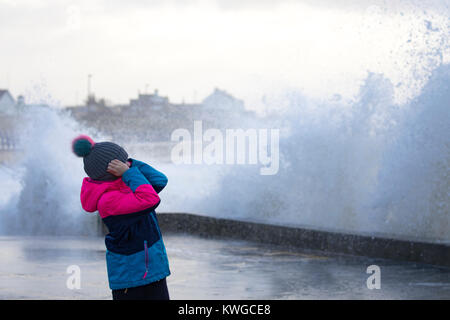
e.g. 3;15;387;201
107;159;129;177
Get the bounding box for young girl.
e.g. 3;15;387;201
72;135;170;300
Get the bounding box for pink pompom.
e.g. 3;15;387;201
72;134;96;157
72;134;95;148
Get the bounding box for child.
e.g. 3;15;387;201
72;135;170;300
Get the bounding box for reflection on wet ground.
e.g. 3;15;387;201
0;235;449;299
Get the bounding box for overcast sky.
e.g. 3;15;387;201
0;0;448;109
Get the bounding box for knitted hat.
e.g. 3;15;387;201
72;135;128;181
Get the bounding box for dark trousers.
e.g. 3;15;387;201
112;278;170;300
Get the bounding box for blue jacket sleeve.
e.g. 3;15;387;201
121;166;151;192
128;158;168;193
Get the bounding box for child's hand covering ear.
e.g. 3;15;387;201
107;159;130;177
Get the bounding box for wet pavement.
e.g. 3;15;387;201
0;234;449;299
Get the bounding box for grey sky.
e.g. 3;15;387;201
0;0;448;108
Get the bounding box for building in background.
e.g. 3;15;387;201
129;89;169;111
63;86;257;142
0;89;16;115
202;88;245;112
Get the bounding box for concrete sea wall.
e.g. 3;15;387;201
157;213;450;267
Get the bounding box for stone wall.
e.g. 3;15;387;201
156;212;450;267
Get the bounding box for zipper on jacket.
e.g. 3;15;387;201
142;240;148;279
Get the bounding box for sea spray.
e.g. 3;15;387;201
158;66;449;243
0;67;447;241
370;64;450;241
0;107;102;235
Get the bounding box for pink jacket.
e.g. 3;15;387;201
80;176;160;219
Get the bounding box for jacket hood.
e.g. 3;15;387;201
80;177;122;212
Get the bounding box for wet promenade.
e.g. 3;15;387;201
0;235;449;299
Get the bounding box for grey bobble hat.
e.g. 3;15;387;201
72;135;128;181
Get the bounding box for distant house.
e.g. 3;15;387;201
202;88;244;112
65;94;111;118
85;94;111;112
0;89;16;115
129;89;169;111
